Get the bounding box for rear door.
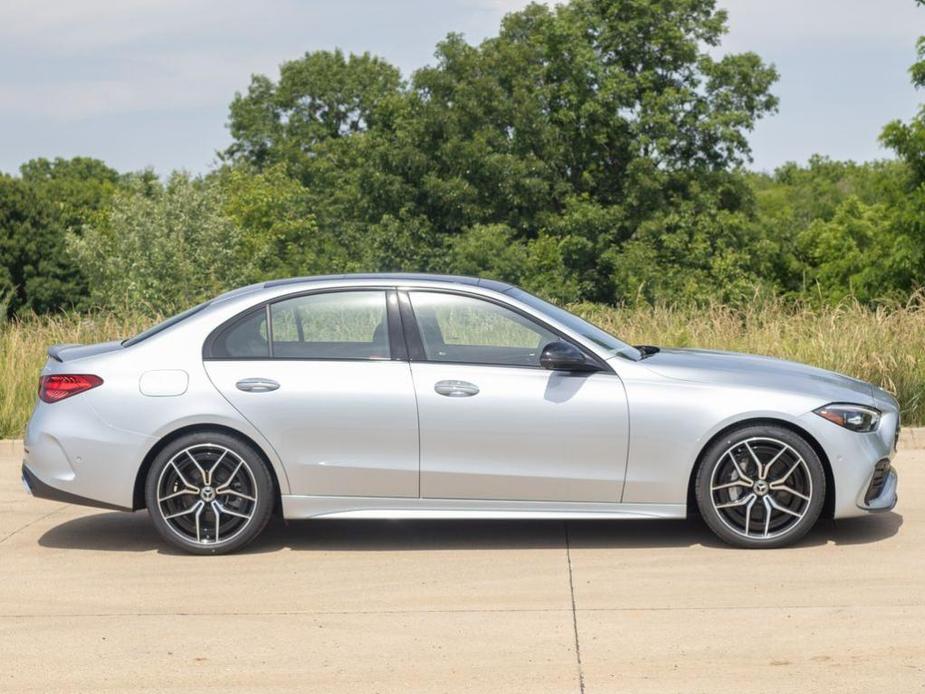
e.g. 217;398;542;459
403;290;630;503
204;289;420;498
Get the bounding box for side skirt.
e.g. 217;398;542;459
281;495;686;520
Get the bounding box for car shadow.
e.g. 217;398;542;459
37;509;904;554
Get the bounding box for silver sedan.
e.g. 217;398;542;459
22;274;899;554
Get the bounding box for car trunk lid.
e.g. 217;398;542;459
47;341;124;363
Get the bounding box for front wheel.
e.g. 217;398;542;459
145;432;274;555
695;425;825;548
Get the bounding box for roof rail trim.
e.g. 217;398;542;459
263;273;513;292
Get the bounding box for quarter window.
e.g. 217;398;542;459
270;291;390;360
209;308;269;358
408;292;559;367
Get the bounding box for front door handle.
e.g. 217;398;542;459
236;378;280;393
434;380;479;397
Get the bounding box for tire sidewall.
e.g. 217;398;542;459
695;425;826;549
145;431;274;555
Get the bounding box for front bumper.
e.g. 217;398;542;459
798;405;900;519
859;461;898;512
21;463;130;512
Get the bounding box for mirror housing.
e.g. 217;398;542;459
539;341;599;372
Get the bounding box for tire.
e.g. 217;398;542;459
145;431;274;555
695;424;825;549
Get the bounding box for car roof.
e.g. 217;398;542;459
262;273;514;292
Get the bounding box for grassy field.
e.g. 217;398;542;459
2;299;924;438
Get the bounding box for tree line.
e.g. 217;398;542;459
2;0;924;318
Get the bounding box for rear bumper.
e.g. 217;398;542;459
21;463;131;512
24;396;156;510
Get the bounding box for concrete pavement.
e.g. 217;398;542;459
1;439;922;693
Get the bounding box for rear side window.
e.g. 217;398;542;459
270;291;390;360
209;308;269;358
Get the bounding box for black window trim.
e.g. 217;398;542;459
202;286;406;362
124;299;212;347
399;288;613;373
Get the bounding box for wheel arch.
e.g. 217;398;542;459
132;423;282;512
685;417;836;520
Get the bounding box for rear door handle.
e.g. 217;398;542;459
236;378;280;393
434;380;479;397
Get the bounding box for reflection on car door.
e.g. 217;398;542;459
405;291;630;503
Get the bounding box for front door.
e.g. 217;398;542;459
405;291;630;503
204;289;419;498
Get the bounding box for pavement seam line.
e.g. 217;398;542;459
564;521;586;694
0;506;67;547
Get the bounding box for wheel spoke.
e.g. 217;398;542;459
726;451;754;485
193;500;204;542
762;497;772;537
213;500;250;520
712;479;751;492
212;501;221;542
158;488;197;503
205;449;227;486
715;492;757;510
743;442;763;477
766;495;803;519
743;494;757;537
169;461;199;493
216;460;245;491
164;499;204;520
760;447;787;480
769;457;803;486
769;484;811;501
185;449;208;485
217;488;256;502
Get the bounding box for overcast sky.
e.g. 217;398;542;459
0;0;922;175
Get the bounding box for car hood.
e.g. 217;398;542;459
636;347;875;405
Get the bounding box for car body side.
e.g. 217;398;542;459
23;277;899;520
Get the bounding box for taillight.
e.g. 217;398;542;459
38;374;103;403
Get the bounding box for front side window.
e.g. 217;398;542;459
270;291;390;359
508;288;642;361
408;292;559;367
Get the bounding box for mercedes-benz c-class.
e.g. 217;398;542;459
22;274;899;553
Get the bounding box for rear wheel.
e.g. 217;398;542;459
145;432;274;555
695;425;825;548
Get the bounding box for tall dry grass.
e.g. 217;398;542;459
577;297;925;422
2;298;924;438
0;312;157;439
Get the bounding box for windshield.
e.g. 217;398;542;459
508;289;642;361
122;300;212;347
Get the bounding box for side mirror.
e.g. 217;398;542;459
539;341;598;372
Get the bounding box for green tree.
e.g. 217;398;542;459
225;0;780;304
876;0;925;296
19;157;120;234
0;175;81;317
746;157;909;297
218;164;330;278
225;49;402;172
69;174;259;314
881;3;925;187
797;197;907;303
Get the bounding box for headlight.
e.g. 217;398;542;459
814;403;881;432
